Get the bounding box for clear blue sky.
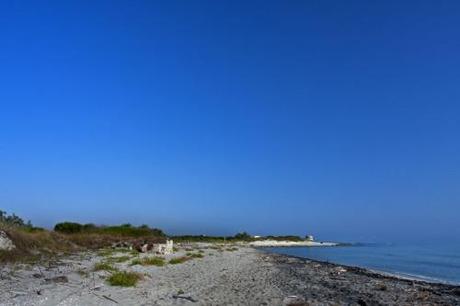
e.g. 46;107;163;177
1;1;459;243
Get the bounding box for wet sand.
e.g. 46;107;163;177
1;245;459;305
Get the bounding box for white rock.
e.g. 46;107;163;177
0;230;15;251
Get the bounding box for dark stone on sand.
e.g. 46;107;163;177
44;276;68;284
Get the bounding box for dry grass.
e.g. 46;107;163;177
0;226;77;263
0;225;136;263
64;233;129;249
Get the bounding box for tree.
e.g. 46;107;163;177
234;232;251;240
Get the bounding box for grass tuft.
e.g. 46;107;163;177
130;256;165;266
186;252;204;258
106;255;132;263
107;271;142;287
93;261;118;272
169;256;190;265
142;256;165;266
130;258;142;266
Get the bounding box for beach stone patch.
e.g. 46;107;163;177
0;231;15;251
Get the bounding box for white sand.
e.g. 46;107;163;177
0;245;286;305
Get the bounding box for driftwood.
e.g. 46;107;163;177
102;295;119;304
172;294;198;302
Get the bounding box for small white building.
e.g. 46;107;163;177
152;239;174;255
305;235;314;241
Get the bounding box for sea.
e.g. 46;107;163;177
264;243;460;285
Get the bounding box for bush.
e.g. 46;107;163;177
53;222;165;237
97;225;164;237
54;222;83;234
169;256;190;264
130;258;142;266
131;256;165;266
172;235;227;243
83;223;96;230
93;262;117;272
188;253;204;258
0;210;34;229
142;256;165;266
107;271;142;287
233;232;251;240
265;235;303;241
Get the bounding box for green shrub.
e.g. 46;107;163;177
142;256;165;266
54;221;165;237
54;222;83;234
233;232;251;240
130;256;165;266
169;256;191;264
130;258;142;266
83;223;96;230
107;271;142;287
98;224;165;237
0;210;36;230
93;262;117;272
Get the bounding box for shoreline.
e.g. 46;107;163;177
260;247;460;305
256;247;460;287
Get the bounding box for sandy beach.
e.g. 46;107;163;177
1;244;459;306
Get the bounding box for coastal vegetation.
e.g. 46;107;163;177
0;210;166;263
131;256;165;266
105;255;132;263
1;209;312;265
0;210;42;231
169;256;191;264
107;271;142;287
172;232;306;243
54;222;165;237
186;252;204;258
93;261;117;272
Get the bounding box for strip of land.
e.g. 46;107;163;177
248;240;338;247
1;244;459;306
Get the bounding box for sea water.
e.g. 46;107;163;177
265;243;460;285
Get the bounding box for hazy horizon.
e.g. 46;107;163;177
1;1;459;244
